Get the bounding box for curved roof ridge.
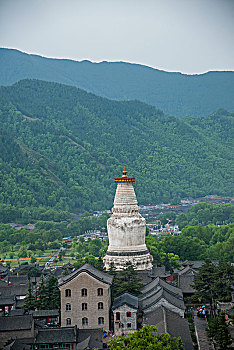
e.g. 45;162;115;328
141;287;185;312
113;292;139;310
58;263;113;286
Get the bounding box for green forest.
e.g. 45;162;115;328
0;79;233;215
0;204;233;265
176;203;234;228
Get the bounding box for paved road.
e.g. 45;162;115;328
45;247;65;268
194;315;214;350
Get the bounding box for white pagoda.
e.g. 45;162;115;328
103;168;153;271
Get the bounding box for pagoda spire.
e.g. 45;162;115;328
115;168;135;184
122;167;127;177
103;170;153;271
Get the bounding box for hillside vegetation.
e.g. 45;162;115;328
0;79;233;213
0;48;234;117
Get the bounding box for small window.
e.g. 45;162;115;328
127;323;132;328
82;317;88;326
81;288;87;297
65;289;71;297
98;302;103;310
66;318;71;326
97;288;103;296
82;303;87;310
66;303;71;311
98;317;104;325
127;311;131;317
116;312;120;320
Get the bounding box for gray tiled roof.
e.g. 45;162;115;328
2;339;31;350
9;309;25;316
0;297;15;306
143;306;193;350
180;260;219;270
58;263;113;287
140;277;183;300
140;287;185;312
29;309;59;317
77;336;90;350
178;265;197;276
151;266;170;278
178;275;195;294
5;275;28;285
0;265;9;273
77;328;103;349
0;315;33;331
0;284;28;297
35;327;77;343
113;293;138;310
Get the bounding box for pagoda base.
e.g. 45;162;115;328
103;250;153;271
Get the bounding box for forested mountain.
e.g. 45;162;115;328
0;79;233;213
1;48;234;117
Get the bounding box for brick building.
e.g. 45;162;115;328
112;293;138;335
58;263;113;331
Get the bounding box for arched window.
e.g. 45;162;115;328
81;288;87;297
82;317;88;326
66;318;71;326
126;311;131;317
82;303;87;310
127;323;132;328
116;312;120;320
98;302;103;310
98;317;104;325
66;303;71;311
65;289;71;297
97;288;103;296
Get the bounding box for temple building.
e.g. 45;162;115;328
103;168;153;271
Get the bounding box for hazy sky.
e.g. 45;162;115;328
0;0;234;74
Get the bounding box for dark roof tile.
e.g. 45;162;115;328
113;293;138;310
30;310;59;317
140;277;183;300
140;287;185;312
58;263;113;287
77;328;103;349
143;306;193;350
178;275;195;293
0;315;33;331
35;327;76;343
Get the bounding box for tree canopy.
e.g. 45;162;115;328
107;325;185;350
0;79;233;214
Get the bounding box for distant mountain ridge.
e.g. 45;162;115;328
1;48;234;117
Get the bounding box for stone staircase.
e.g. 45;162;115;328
194;315;214;350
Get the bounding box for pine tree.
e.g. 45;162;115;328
207;312;232;349
36;276;49;310
23;282;36;311
112;261;143;299
36;276;60;310
193;261;234;316
46;276;60;310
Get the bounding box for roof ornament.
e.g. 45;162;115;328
122;167;127;177
115;167;135;184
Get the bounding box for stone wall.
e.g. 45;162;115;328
60;272;111;331
113;304;137;335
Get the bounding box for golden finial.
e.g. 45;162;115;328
122;167;127;177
